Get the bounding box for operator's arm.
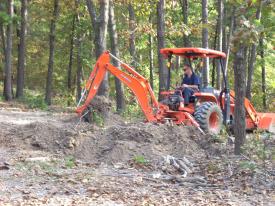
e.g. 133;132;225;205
183;84;199;89
182;74;200;90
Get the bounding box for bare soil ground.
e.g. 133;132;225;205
0;100;274;205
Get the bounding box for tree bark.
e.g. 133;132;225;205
76;35;82;102
108;0;125;113
45;0;59;105
201;0;209;88
128;3;137;67
4;0;14;101
86;0;109;96
216;0;223;90
259;36;266;109
157;0;167;100
180;0;190;47
149;10;154;89
16;0;27;98
75;0;82;102
233;45;246;155
67;12;76;92
246;1;262;100
224;7;235;78
211;23;217;88
0;2;6;62
149;33;154;90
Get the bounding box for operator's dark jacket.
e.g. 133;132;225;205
181;73;200;104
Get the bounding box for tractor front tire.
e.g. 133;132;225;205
194;102;223;135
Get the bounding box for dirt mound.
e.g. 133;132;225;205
74;123;206;164
3;118;206;165
0;96;208;165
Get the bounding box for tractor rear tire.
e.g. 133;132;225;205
194;102;223;135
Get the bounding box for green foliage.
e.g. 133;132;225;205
133;155;148;165
239;160;257;171
211;126;229;143
241;131;274;162
92;110;104;127
65;155;76;169
18;90;48;110
122;102;143;121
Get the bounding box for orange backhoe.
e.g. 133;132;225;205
76;48;275;134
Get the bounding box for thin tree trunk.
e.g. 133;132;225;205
180;0;190;47
4;0;14;101
211;23;217;88
67;13;76;92
216;0;223;90
224;7;235;78
157;0;167;100
128;3;137;67
222;4;227;55
246;1;262;100
149;9;154;89
0;2;6;62
76;36;82;102
149;34;154;89
108;0;125;113
16;0;27;98
45;0;59;105
233;44;246;155
86;0;109;96
75;0;82;102
0;26;6;60
0;3;7;88
201;0;209;88
259;36;266;109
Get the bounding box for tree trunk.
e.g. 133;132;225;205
224;7;235;77
86;0;109;96
128;3;137;67
67;13;76;92
16;0;27;98
75;1;82;102
157;0;167;100
108;0;125;113
180;0;190;47
216;0;223;90
233;45;246;155
222;4;227;55
246;1;262;100
211;24;217;88
0;2;6;62
76;36;82;102
259;36;266;109
149;33;154;89
45;0;59;105
201;0;209;88
4;0;14;101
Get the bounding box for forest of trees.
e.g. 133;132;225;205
0;0;274;154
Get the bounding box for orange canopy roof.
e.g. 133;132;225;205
160;47;226;59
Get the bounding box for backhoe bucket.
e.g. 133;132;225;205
257;113;275;132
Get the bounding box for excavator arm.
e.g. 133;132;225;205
229;91;275;131
76;51;159;122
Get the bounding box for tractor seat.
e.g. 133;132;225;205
200;86;220;100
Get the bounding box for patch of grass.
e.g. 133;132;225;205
239;160;257;171
122;103;143;120
18;90;48;110
133;155;148;165
211;126;229;143
92;110;104;127
65;155;76;169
